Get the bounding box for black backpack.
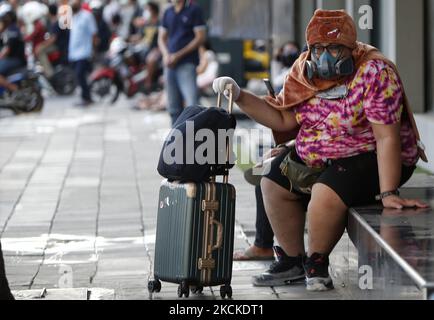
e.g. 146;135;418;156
157;106;237;182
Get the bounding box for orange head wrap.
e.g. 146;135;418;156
306;9;357;49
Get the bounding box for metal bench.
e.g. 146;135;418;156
345;187;434;300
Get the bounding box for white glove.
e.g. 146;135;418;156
212;77;241;101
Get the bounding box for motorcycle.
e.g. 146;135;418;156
0;69;44;114
37;50;77;96
89;37;161;104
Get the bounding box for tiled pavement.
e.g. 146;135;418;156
1;95;429;300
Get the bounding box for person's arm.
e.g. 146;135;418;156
372;123;403;193
213;77;298;132
236;89;298;132
0;47;10;59
372;123;428;209
158;26;170;66
365;64;428;209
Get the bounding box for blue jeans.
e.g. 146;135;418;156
165;62;199;126
72;59;92;102
0;58;25;76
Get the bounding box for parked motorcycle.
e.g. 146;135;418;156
0;70;44;114
90;37;161;104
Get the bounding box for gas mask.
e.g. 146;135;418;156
305;45;354;80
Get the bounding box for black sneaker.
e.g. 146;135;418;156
304;253;334;291
252;246;305;287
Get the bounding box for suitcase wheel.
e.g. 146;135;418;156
147;279;161;293
190;285;204;295
177;281;190;298
220;284;232;299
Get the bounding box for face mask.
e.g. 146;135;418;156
279;52;299;68
306;48;354;80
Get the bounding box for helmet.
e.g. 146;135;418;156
22;1;48;24
0;2;16;24
0;3;13;20
109;37;128;55
89;0;103;10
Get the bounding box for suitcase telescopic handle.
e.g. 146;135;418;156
211;219;223;251
217;83;234;114
216;83;234;184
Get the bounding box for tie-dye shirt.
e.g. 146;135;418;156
290;59;418;168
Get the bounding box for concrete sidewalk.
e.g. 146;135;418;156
0;95;384;300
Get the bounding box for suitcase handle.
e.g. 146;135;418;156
211;219;223;251
216;83;234;184
217;83;234;114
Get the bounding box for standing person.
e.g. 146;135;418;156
68;0;97;107
158;0;206;126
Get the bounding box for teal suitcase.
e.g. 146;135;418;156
148;179;236;298
148;85;237;299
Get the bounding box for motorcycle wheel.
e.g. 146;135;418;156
90;77;121;104
12;90;44;114
51;67;77;96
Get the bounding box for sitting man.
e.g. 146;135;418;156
213;9;429;291
35;4;70;79
0;6;26;91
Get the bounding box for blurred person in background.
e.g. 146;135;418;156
23;2;48;61
158;0;206;125
118;0;141;40
131;1;161;92
35;3;70;79
196;40;218;94
90;0;111;61
0;3;26;91
134;41;217;111
271;41;300;92
103;0;120;29
68;0;97;106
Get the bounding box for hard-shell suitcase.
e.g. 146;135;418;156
148;85;237;299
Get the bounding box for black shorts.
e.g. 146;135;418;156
263;148;415;208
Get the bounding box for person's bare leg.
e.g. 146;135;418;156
233;245;274;261
307;183;348;256
261;178;306;257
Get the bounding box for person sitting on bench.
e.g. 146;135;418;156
213;9;429;291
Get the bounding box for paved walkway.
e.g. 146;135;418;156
3;95;422;300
